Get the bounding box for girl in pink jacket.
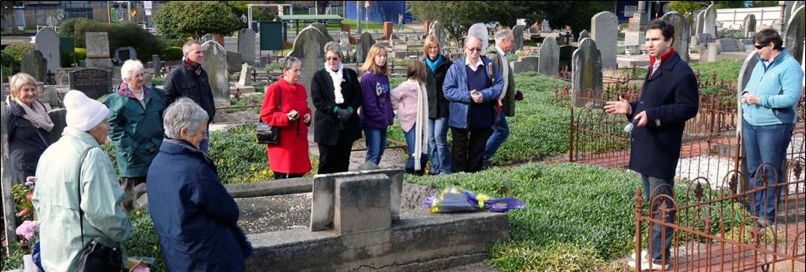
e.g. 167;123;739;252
391;60;430;175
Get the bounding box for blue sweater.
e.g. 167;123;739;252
466;65;495;128
742;49;804;126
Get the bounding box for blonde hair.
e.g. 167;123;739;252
423;35;440;57
407;60;428;84
360;44;388;75
9;73;37;101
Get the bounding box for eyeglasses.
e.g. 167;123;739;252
466;47;482;52
326;57;340;61
754;43;767;50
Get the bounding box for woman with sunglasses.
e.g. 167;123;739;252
311;41;363;174
741;28;804;227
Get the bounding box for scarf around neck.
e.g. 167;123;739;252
424;55;443;72
7;96;54;132
324;62;345;104
184;56;203;76
411;79;429;170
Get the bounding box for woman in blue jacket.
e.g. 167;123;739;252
147;98;252;271
741;29;804;227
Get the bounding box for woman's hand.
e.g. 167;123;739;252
741;93;760;105
303;113;311;124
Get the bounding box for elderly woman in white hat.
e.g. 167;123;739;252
33;90;133;272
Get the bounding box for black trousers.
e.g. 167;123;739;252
317;139;354;174
451;127;493;173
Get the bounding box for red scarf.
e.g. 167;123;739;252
648;48;675;74
184;57;202;77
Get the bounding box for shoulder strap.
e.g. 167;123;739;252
76;146;95;246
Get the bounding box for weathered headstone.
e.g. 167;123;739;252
703;5;716;37
113;46;137;65
355;32;375;63
35;27;60;74
511;56;538;73
717;38;742;52
202;41;230;106
339;32;353;59
238;63;253;86
661;11;691;63
226;51;242;73
69;68;111;99
47;108;66;143
738;52;759;94
571;38;603;107
200;33;214;44
238;28;256;65
85;32;112;68
578;30;590;41
468;23;489;50
311;22;334;42
152;55;161;76
538;36;559;77
512;25;525;52
591;11;618;69
559;45;577;72
695;10;705;35
21;49;47;82
743;14;757;38
784;6;804;65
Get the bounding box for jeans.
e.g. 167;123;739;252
364;127;388;165
428;118;451;174
742;119;794;222
484;111;510;164
403;125;427;170
641;174;675;262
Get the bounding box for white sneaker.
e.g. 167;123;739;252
628;250;669;270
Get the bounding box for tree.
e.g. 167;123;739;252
154;1;245;39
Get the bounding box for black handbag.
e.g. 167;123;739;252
73;147;124;272
257;89;282;145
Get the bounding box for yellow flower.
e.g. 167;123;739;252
250;167;256;171
262;169;268;176
152;245;158;251
135;210;142;217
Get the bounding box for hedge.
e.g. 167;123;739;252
59;18;163;61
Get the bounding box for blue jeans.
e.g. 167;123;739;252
403;125;427;170
428;118;451;174
364;127;388;165
742;119;794;222
484;111;509;163
641;174;675;262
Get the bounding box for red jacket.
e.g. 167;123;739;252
261;78;312;174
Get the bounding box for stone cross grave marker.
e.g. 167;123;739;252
202;40;230;106
571;38;603;108
35;26;60;74
661;11;690;63
238;28;256;65
591;11;618;69
85;32;112;68
784;6;804;65
69;68;111;99
743;14;756;38
356;32;375;64
468;23;489;50
512;25;525;52
21;49;47;82
429;21;447;52
538;36;559;77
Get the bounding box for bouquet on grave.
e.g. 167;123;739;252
422;186;525;213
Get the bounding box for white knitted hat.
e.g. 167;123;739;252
64;90;109;131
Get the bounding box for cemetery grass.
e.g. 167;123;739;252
407;162;750;271
689;59;742;85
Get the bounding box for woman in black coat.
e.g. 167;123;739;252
311;41;363;174
4;73;53;184
423;35;454;175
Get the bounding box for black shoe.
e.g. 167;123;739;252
405;168;416;174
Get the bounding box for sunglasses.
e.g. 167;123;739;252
326;57;340;61
466;47;482;52
754;43;767;50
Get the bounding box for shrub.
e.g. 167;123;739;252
59;18;163;60
2;42;35;71
160;46;182;61
209;124;271;184
74;47;87;61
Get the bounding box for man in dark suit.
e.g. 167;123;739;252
605;19;699;270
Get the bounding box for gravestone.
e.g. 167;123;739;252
238;28;256;65
289;26;331;129
538;36;559;77
311;22;334;42
695;10;705;35
511;56;538;73
591;11;618;69
703;42;719;62
559;45;577;73
428;21;448;52
238;63;253;86
47;108;66;143
661;11;691;63
202;41;230;106
152;55;161;76
541;19;552;32
743;14;757;38
356;32;375;63
200;33;214;44
85;32;112;68
512;25;525;52
703;5;716;37
738;52;759;94
468;23;489;50
578;30;590;41
717;38;742;52
571;38;603;108
784;6;804;65
113;46;137;65
226;51;242;73
698;33;716;44
35;27;60;74
21;49;47;82
339;32;352;59
69;68;111;99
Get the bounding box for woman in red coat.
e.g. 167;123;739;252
260;57;312;179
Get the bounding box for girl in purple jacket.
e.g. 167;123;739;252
359;44;393;165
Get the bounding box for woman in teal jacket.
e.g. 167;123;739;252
741;29;804;226
104;60;166;211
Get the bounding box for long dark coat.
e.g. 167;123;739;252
4;100;51;184
628;52;699;179
310;67;363;146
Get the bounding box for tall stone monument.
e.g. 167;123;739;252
538;36;559;77
238;28;256;65
85;32;112;68
743;14;757;38
571;38;603;108
591;11;618;69
288;25;332;132
35;27;60;74
202;41;230;106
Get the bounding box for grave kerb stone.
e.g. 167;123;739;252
310;169;403;232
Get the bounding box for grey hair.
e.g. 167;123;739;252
182;40;201;54
278;56;301;71
323;41;344;59
121;59;144;82
163;97;209;139
494;29;513;42
464;35;482;48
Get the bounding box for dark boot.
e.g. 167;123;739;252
405;168;416;174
